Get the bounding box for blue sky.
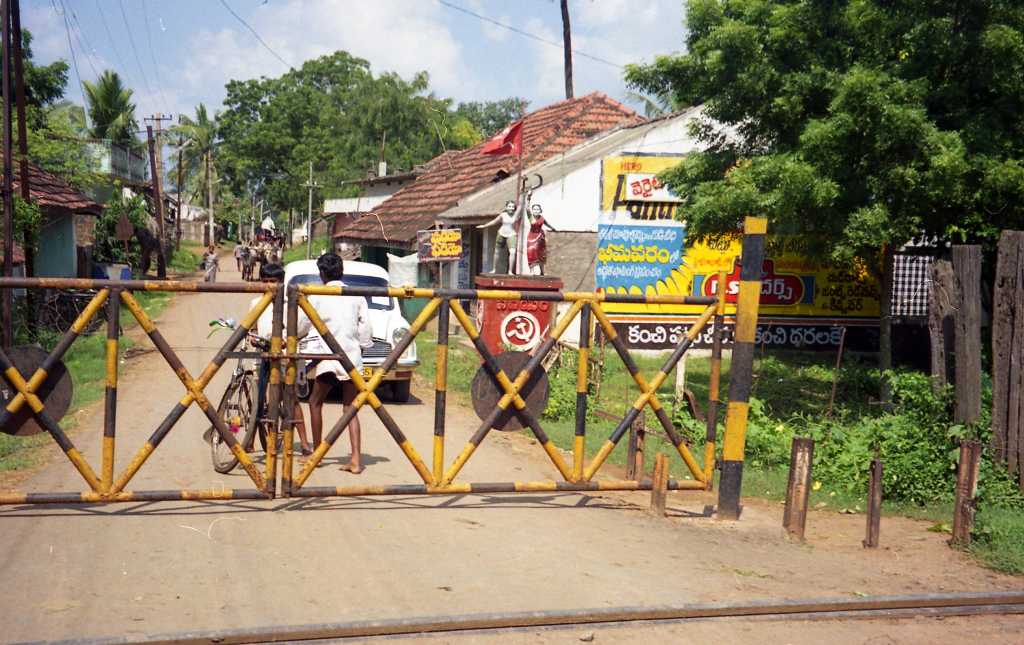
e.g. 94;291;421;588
26;1;686;125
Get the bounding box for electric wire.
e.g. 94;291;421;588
436;0;624;69
57;0;98;80
218;0;291;70
118;0;155;98
94;0;129;78
54;0;89;129
141;0;171;110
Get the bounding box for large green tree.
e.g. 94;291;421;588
171;104;222;243
217;51;479;215
454;97;529;136
82;70;138;145
627;0;1024;399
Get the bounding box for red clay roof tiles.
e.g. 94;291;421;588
0;163;102;215
337;92;640;246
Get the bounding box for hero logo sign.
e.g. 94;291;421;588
703;259;805;306
500;311;541;350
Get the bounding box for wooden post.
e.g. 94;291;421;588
953;245;982;425
146;124;167;278
991;231;1024;489
649;452;668;517
951;440;982;547
782;437;814;541
928;259;957;393
625;414;646;481
863;458;882;548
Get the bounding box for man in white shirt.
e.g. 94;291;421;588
295;253;373;474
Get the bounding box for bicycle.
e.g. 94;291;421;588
206;318;273;474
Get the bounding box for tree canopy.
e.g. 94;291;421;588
82;70;138;146
454;98;529;137
217;51;484;214
626;0;1024;263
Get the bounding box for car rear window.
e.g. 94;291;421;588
287;274;394;310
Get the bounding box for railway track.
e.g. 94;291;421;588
35;591;1024;644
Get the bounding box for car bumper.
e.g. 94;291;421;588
359;360;419;381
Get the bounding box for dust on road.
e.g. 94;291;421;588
0;261;1020;643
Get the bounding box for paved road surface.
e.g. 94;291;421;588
1;260;1020;643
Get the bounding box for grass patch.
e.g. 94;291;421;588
0;290;173;473
971;507;1024;575
283;237;331;264
169;246;203;273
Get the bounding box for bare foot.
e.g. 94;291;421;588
339;462;364;474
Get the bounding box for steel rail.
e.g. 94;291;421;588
31;592;1024;644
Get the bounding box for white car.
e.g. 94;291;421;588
283;259;418;402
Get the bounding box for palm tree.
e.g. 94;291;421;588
82;70;137;145
171;104;220;244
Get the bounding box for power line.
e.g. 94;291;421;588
436;0;624;69
94;0;129;77
55;0;89;129
141;0;170;109
118;0;154;98
57;1;98;80
219;0;291;70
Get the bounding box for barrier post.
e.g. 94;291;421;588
864;457;883;548
718;216;766;519
101;288;121;493
433;299;450;484
573;302;591;481
282;284;299;497
703;271;727;487
650;452;669;516
263;286;284;497
782;437;814;541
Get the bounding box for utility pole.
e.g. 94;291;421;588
11;0;33;331
175;128;183;250
206;152;214;247
2;0;14;349
560;0;573;99
145;114;172;277
304;161;319;259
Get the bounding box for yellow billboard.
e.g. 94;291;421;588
597;155;880;349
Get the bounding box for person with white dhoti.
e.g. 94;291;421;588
295;253;374;473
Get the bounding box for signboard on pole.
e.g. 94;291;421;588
417;229;462;262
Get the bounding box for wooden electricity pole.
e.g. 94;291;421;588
1;0;14;348
145;114;172;278
560;0;573;99
11;0;32;322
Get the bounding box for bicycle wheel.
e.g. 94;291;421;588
210;373;255;474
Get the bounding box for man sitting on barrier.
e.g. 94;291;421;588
251;263;310;454
295;252;373;474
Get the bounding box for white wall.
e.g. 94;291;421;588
526;114;704;233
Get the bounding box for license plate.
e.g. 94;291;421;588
361;367;374;379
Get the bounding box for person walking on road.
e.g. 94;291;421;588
233;243;244;272
203;245;219;282
295;253;373;473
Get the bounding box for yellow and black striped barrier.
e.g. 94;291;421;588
285;272;734;500
0;226;767;513
718;217;768;519
0;278;283;505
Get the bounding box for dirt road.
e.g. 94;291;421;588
1;261;1021;643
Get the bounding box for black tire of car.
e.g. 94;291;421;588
390;379;411;403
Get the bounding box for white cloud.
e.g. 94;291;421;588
182;0;469;106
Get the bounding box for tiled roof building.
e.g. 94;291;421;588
336;92;641;247
1;163;103;215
